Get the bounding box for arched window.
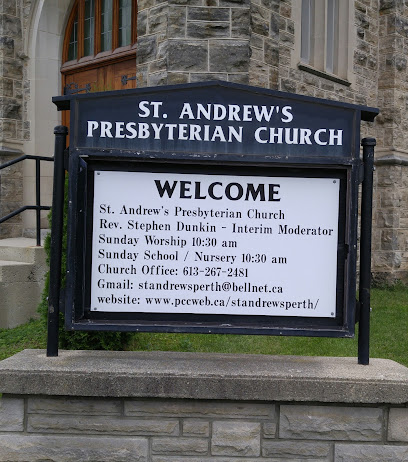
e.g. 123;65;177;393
61;0;137;97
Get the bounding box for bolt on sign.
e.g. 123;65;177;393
52;81;378;339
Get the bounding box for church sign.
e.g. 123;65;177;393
51;82;378;351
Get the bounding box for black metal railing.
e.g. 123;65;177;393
0;155;54;246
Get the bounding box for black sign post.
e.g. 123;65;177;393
49;82;378;361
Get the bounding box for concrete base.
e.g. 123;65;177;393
1;349;408;403
1;350;408;461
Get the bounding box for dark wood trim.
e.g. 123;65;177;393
62;1;79;63
131;0;137;45
61;46;136;74
112;0;119;50
77;0;85;59
94;0;102;55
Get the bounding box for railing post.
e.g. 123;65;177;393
35;158;41;246
47;125;68;357
358;137;376;365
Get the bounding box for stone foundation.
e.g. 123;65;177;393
1;350;408;461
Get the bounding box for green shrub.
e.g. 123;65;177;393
38;177;131;350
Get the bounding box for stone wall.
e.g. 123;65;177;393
0;0;407;281
1;350;408;461
117;0;408;283
1;395;408;461
0;150;23;238
0;0;27;237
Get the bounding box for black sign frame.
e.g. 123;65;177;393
49;81;378;360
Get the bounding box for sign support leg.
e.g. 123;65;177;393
47;126;68;357
358;137;376;365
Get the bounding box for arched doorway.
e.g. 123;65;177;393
61;0;137;125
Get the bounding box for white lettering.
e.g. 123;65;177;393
281;106;293;123
299;128;312;144
87;121;98;137
255;127;268;144
138;101;150;118
100;121;113;138
314;129;328;145
115;122;125;138
179;103;195;119
329;129;343;145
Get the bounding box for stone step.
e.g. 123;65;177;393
0;260;35;283
0;238;46;263
0;237;48;328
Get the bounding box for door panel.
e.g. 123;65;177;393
61;56;136;133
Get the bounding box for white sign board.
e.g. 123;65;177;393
91;171;340;317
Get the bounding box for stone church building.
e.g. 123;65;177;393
0;0;407;285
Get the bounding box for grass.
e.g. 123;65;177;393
0;285;407;365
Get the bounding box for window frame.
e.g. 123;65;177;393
297;0;353;85
62;0;137;70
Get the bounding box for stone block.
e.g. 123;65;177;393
0;0;17;17
376;165;402;186
262;440;331;458
137;10;148;36
149;12;167;34
0;36;14;58
167;72;189;84
152;459;275;462
372;250;402;271
138;0;155;11
264;40;279;66
182;419;210;436
280;78;297;93
188;7;230;21
0;177;23;200
148;71;168;86
231;8;250;38
0;396;24;431
209;40;249;72
251;14;269;36
0;435;148;461
152;437;208;455
388;408;408;441
168;6;186;38
219;0;250;6
170;0;202;5
187;21;230;38
335;443;408;461
270;12;279;40
150;3;168;16
0;77;14;97
27;414;179;435
168;40;208;71
279;405;383;441
381;229;405;251
136;35;157;64
1;119;16;138
125;400;274;418
211;421;261;456
380;189;402;208
262;421;277;438
190;72;228;82
228;73;249;84
377;210;399;228
149;58;167;73
0;14;21;36
250;32;264;49
0;97;21;119
249;60;268;87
